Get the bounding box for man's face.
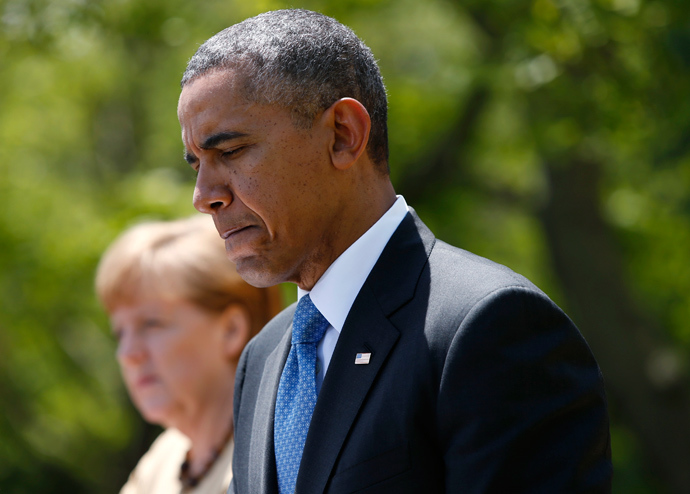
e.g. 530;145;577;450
178;70;341;288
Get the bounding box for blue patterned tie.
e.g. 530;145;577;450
274;295;330;494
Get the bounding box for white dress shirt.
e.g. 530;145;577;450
297;195;410;392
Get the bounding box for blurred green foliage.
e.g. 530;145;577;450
1;0;689;492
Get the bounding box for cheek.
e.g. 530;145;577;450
241;173;284;211
148;338;187;376
151;331;217;382
118;365;137;391
244;146;321;211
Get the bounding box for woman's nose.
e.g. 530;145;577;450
116;330;146;365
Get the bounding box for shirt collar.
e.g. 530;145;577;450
297;195;409;332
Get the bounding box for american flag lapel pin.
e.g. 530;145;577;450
354;352;371;365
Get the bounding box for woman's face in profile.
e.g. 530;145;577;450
110;294;233;427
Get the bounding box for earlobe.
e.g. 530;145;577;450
221;304;252;362
326;98;371;170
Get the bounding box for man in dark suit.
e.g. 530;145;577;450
177;9;612;494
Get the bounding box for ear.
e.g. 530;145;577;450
323;98;371;170
219;304;252;362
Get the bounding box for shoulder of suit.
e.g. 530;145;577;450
420;240;560;334
430;239;542;293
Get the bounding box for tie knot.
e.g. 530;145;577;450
292;294;329;345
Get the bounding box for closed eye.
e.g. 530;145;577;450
142;318;165;329
221;146;245;159
184;149;197;166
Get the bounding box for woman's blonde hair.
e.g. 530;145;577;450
95;215;282;336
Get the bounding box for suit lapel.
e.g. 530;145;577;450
296;284;399;493
248;321;293;494
295;211;436;493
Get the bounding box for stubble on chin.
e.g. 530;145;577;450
232;255;285;288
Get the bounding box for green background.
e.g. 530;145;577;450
1;0;689;492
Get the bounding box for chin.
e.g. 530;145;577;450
135;399;175;427
234;258;287;288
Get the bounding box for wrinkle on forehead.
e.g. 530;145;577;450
178;68;249;116
178;70;249;153
179;67;313;135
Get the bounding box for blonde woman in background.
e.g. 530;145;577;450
96;215;282;494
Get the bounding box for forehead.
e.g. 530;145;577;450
109;288;194;319
178;70;247;124
178;70;295;145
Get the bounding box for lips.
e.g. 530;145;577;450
134;374;157;388
220;225;251;240
217;222;264;261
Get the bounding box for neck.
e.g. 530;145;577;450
296;179;397;291
173;380;234;476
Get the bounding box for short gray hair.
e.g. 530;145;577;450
181;9;389;170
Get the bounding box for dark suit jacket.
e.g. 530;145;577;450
231;211;612;493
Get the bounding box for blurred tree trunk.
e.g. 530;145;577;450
396;85;489;204
540;158;690;494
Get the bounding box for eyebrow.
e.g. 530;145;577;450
201;131;248;149
183;131;248;165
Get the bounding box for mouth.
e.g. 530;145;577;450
135;375;157;388
220;225;254;240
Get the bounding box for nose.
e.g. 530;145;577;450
116;330;146;366
193;163;233;214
